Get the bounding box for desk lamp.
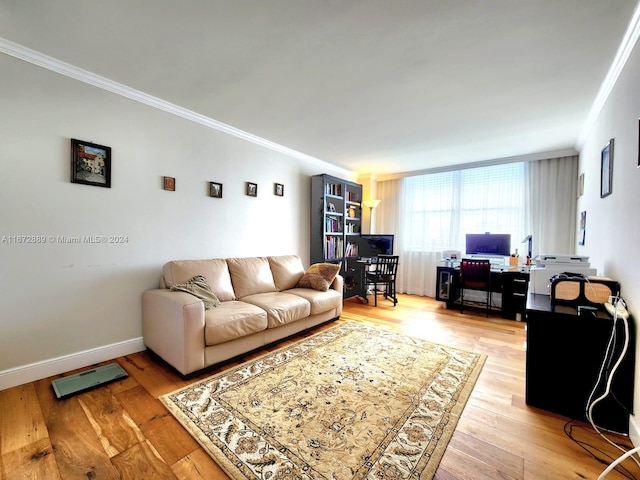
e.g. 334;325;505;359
363;199;381;234
521;235;532;265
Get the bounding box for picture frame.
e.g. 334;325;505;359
600;138;614;198
70;138;111;188
163;176;175;191
210;181;223;198
577;173;584;198
274;183;284;196
246;182;257;197
579;211;586;246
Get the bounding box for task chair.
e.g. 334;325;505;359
459;259;492;317
365;255;399;306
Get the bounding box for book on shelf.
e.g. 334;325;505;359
324;183;343;197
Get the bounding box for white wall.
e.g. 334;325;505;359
577;37;640;436
0;53;350;387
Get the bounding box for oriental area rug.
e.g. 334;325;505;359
160;321;486;479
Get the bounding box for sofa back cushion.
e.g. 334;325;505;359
162;259;235;302
227;257;277;299
268;255;305;291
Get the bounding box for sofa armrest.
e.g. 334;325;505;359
331;274;344;293
331;274;344;316
142;289;206;376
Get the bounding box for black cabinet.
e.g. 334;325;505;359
501;272;529;320
525;294;634;433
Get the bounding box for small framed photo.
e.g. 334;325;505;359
210;181;223;198
274;183;284;196
246;182;257;197
600;138;614;198
577;173;584;198
70;138;111;188
163;176;175;191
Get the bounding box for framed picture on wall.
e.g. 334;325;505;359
246;182;257;197
274;183;284;196
70;138;111;188
163;176;175;191
600;138;614;198
210;181;223;198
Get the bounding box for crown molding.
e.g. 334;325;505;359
576;1;640;148
0;37;350;174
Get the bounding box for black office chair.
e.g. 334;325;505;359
365;255;399;306
459;259;492;317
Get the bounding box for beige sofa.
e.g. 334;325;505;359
142;255;343;377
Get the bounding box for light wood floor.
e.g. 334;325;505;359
1;294;638;479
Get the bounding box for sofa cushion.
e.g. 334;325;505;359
204;301;268;346
170;275;221;310
227;257;277;299
241;292;311;328
269;255;305;291
284;287;343;315
162;259;235;302
296;263;341;291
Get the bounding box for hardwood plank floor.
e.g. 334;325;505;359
1;294;638;479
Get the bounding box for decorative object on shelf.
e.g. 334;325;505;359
209;181;223;198
274;183;284;196
363;199;381;234
246;182;257;197
327;203;336;212
70;138;111;188
600;138;614;198
163;176;175;191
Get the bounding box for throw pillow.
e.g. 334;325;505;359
170;274;221;310
296;263;341;291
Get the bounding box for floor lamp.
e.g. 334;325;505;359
363;199;381;234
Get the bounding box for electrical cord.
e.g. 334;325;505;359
586;296;639;478
564;420;637;479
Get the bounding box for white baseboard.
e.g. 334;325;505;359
0;337;146;391
630;414;640;448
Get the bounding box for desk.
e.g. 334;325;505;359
342;257;385;301
525;294;634;433
435;265;529;319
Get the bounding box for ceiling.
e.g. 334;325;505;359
0;0;638;177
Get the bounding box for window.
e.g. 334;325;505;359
403;163;526;254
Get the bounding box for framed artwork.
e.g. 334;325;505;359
579;211;586;246
600;138;614;198
577;173;584;198
246;182;257;197
274;183;284;196
210;181;223;198
163;176;175;191
70;138;111;188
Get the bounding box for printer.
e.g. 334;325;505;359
529;254;596;295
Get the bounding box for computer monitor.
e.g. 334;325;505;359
465;233;511;257
358;234;394;257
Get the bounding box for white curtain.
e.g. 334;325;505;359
375;155;578;297
525;155;578;256
376;177;442;296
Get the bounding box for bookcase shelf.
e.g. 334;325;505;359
311;174;363;298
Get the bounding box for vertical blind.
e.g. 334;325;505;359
402;162;526;254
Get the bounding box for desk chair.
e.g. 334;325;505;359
365;255;399;306
459;259;491;316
